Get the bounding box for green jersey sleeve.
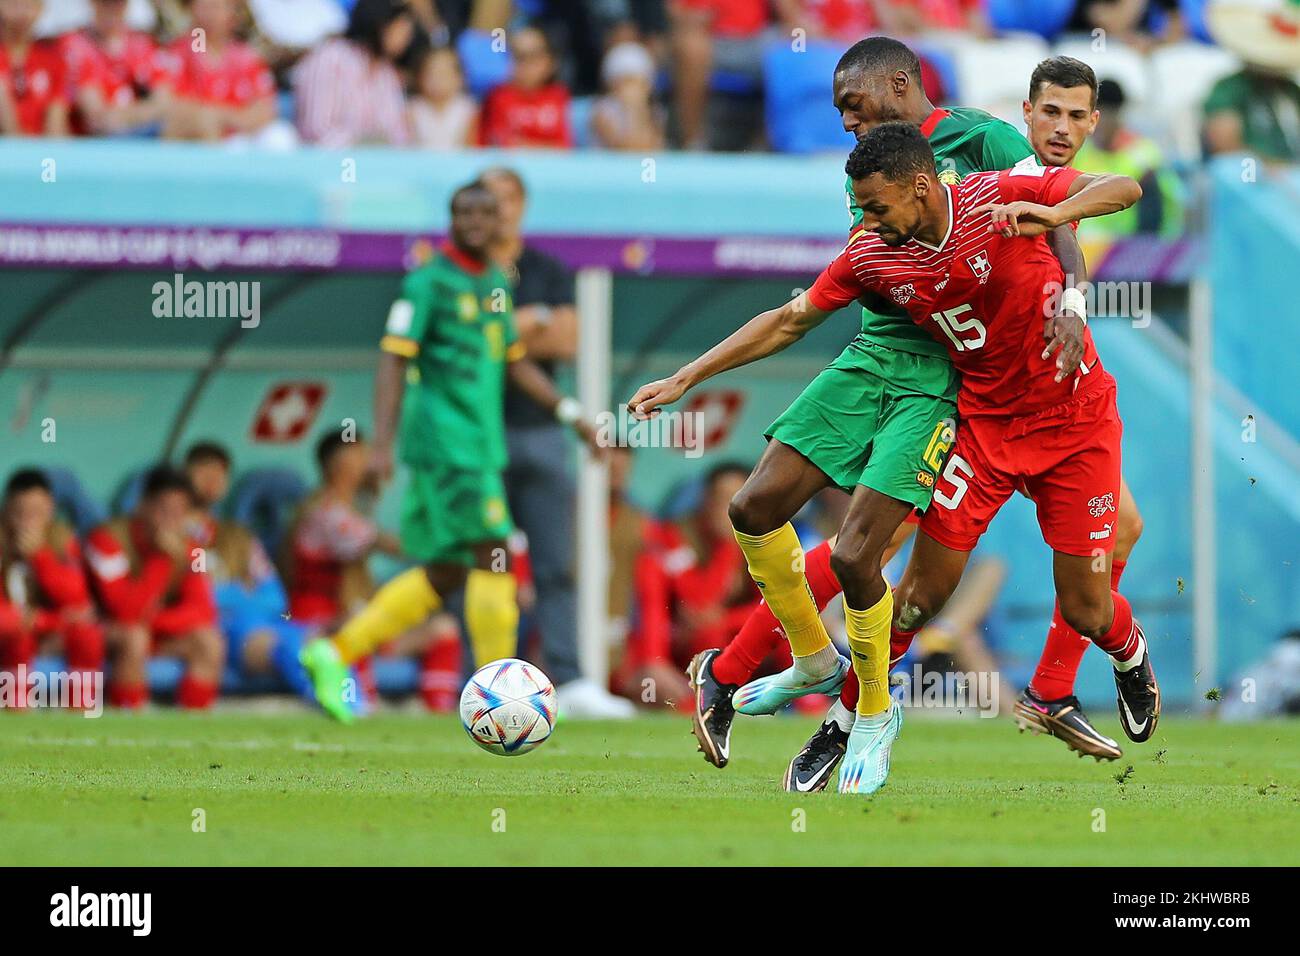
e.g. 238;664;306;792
382;269;435;357
979;121;1037;172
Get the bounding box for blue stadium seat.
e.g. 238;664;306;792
762;39;855;154
986;0;1077;39
40;466;107;536
569;95;595;148
229;467;309;560
457;28;512;99
372;657;421;696
1180;0;1214;44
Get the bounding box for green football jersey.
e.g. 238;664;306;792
844;107;1037;360
382;248;519;471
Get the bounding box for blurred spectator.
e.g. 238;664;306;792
886;0;990;36
61;0;165;135
0;0;70;135
284;428;462;712
1204;63;1300;163
621;462;760;706
156;0;279;143
283;427;400;628
1067;0;1183;52
668;0;769;149
479;166;632;718
34;0;157;35
1076;78;1183;237
409;43;476;149
84;464;224;709
293;0;413;147
478;24;572;148
183;441;314;700
590;39;663;151
0;469;103;710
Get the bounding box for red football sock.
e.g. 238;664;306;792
420;638;462;713
1030;602;1090;701
711;539;842;686
1090;591;1141;661
839;662;859;709
1110;559;1127;590
176;674;219;710
890;622;920;663
62;620;105;670
109;682;149;709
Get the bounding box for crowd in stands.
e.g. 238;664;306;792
1;0;1296;168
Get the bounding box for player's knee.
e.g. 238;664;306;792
1058;591;1113;640
829;539;877;593
112;624;150;662
1116;506;1144;551
727;485;773;536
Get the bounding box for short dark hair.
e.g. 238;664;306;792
1029;56;1098;108
141;464;194;502
315;426;362;473
4;468;52;501
1097;77;1125;109
184;441;231;470
835;36;922;85
845;121;937;183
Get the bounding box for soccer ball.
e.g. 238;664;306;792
459;658;558;756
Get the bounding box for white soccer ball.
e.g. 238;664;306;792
459;658;558;756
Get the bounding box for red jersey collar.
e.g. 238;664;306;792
919;107;951;138
441;241;488;275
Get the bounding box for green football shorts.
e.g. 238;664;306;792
766;360;958;512
401;466;514;565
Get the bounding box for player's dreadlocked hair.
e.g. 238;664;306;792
845;122;937;183
834;36;922;85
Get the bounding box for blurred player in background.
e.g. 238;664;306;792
299;181;602;722
0;469;103;711
670;36;1100;790
184;442;315;702
85;465;224;709
479;166;633;718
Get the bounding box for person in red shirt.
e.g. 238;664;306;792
156;0;276;141
0;469;103;711
60;0;166;135
478;25;571;149
669;0;769;149
0;0;70;135
84;465;223;709
621;463;762;707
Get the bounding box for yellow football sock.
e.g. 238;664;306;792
734;523;830;658
465;569;519;667
332;567;442;665
845;585;893;716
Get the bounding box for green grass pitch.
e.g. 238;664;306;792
0;709;1296;866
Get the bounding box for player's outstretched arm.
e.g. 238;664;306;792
626;291;833;420
974;173;1142;237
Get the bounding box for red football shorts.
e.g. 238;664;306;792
920;375;1122;557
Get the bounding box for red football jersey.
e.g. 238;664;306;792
478;82;572;148
809;166;1102;419
62;30;162;109
0;39;69;134
157;36;273;109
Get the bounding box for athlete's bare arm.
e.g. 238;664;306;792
1043;224;1088;383
974;172;1142;237
627;291;835;419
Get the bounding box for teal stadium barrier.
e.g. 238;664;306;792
1;143;1297;707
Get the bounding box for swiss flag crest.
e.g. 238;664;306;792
251;382;328;443
966;250;991;283
675;390;745;452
